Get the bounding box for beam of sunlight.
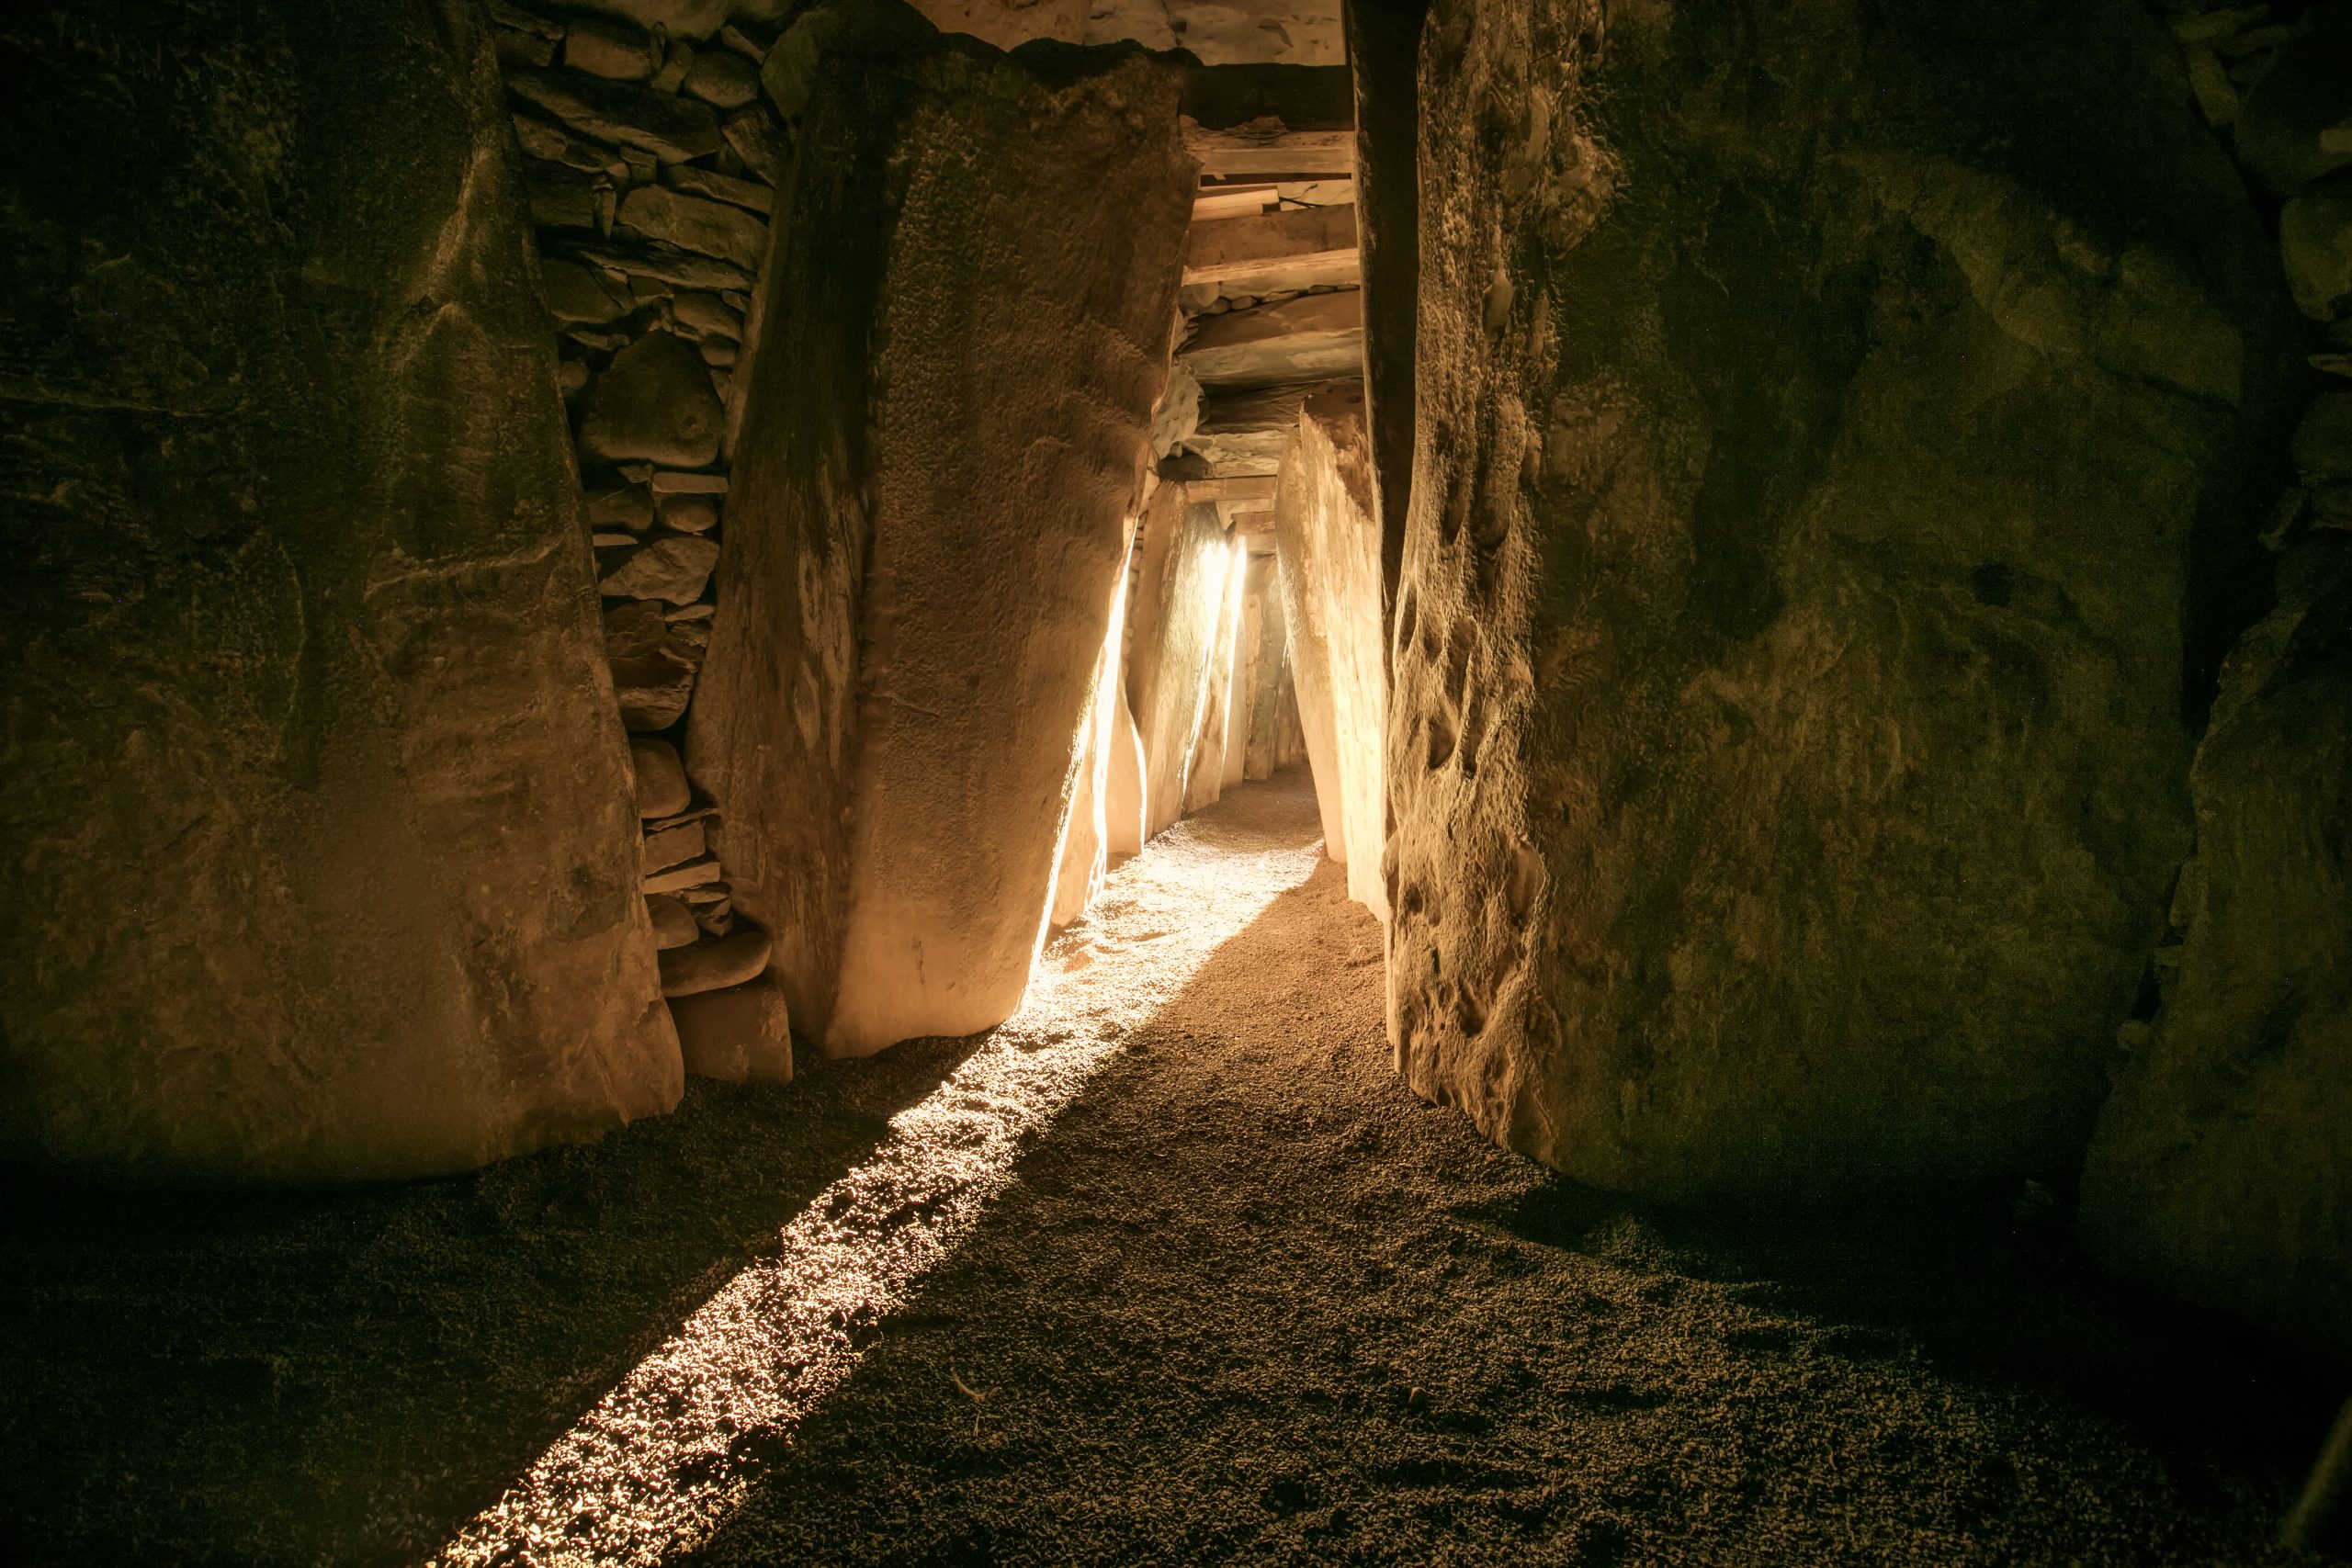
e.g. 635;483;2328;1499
435;822;1323;1567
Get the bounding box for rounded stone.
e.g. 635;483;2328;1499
577;332;724;468
629;738;692;818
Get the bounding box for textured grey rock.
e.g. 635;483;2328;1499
659;925;774;997
646;894;702;949
573;242;753;292
617;185;768;271
667;977;794;1084
2283;180;2352;322
2081;544;2352;1361
574;0;732;39
1383;0;2292;1200
599;534;721;604
578;331;725;466
642;817;707;871
684;48;760;109
0;0;680;1183
664;163;772;215
563;15;661;81
542;256;632;324
506;68;724;164
630;737;692;817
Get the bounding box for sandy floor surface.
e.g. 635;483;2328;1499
0;770;2335;1566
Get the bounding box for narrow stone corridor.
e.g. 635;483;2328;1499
0;773;2329;1565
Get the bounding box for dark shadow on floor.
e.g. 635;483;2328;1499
0;1032;984;1568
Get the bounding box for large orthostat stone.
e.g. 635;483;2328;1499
1383;0;2292;1200
1127;486;1233;840
1272;388;1386;917
1051;578;1130;929
695;38;1191;1054
1183;541;1245;814
2080;544;2352;1363
822;50;1191;1055
0;0;680;1183
1239;552;1287;781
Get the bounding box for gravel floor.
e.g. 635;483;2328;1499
0;770;2336;1566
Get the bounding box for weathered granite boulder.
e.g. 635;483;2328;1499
1385;0;2293;1199
1127;486;1232;840
1272;387;1386;916
2080;542;2352;1364
0;0;679;1183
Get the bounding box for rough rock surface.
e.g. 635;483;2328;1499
1051;581;1131;929
0;0;679;1182
576;332;725;467
687;29;895;1036
1384;0;2292;1199
1273;387;1386;917
666;977;794;1084
1127;487;1232;840
1240;552;1288;781
902;0;1342;64
2080;542;2352;1361
1183;543;1245;814
823;47;1191;1055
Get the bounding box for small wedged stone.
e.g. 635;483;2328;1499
667;978;793;1084
577;332;724;467
603;598;671;659
563;15;661;81
659;494;720;534
525;161;609;231
586;481;655;531
616;186;767;271
684;49;760;109
598;534;721;603
721;106;789;186
611;648;699;730
669;291;746;340
541;256;631;324
650;468;729;494
719;25;769;63
650;39;694;93
645;854;722;894
662;163;773;215
572;243;752;292
676;880;729;905
642;817;706;872
646;894;701;950
2295;391;2352;485
495;27;557;70
659;925;773;997
2282;183;2352;322
630;737;692;817
573;0;732;41
514;110;628;176
506;68;723;164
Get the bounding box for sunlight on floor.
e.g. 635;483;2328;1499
435;816;1325;1567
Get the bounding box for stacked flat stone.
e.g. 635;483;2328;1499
493;0;793;1084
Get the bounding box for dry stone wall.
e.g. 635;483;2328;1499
2079;1;2352;1365
0;0;680;1182
1386;0;2294;1201
491;0;798;1084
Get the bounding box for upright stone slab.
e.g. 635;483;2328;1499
1239;553;1288;781
688;46;895;1033
1128;487;1232;839
1272;388;1387;916
1184;547;1245;814
0;0;679;1183
1103;665;1148;857
820;46;1191;1054
2080;544;2352;1363
1051;579;1132;928
1385;0;2292;1199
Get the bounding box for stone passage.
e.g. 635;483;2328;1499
492;0;800;1085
